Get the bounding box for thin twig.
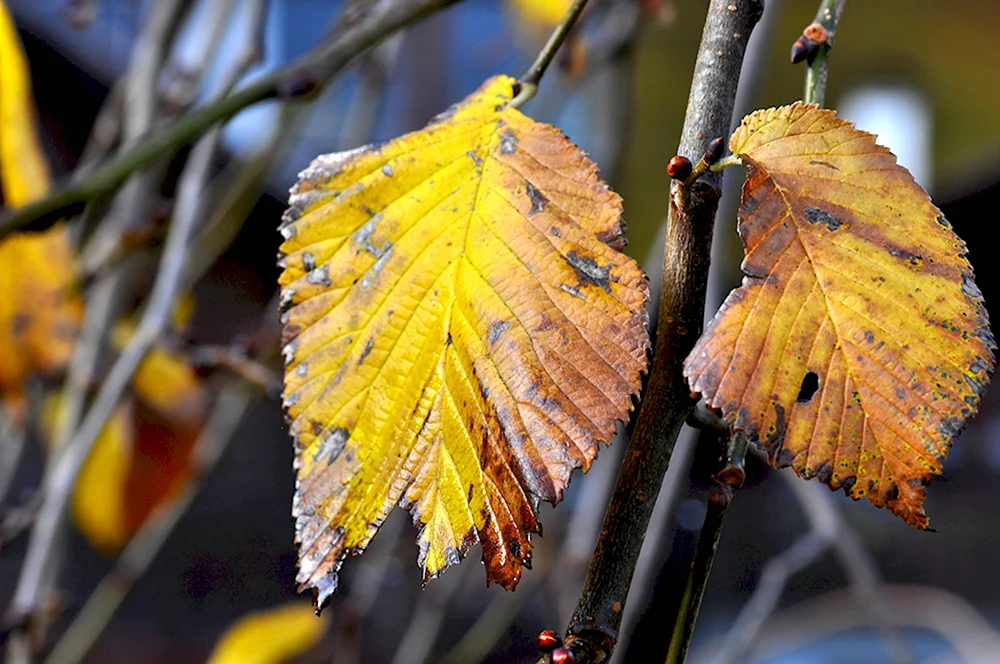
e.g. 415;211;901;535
0;0;464;239
7;132;214;647
666;481;732;664
702;471;913;664
161;0;240;110
43;383;256;664
556;3;764;662
802;0;845;106
186;345;280;395
510;0;590;108
180;100;302;291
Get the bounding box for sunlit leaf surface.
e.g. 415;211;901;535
279;75;649;606
685;103;994;527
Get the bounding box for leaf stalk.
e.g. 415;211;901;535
510;0;590;109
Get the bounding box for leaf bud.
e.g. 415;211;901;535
705;137;725;165
666;155;693;181
536;630;563;652
790;35;817;64
551;647;576;664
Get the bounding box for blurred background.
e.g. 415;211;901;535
2;0;1000;662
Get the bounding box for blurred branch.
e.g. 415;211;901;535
706;528;828;664
0;0;464;240
702;472;913;664
76;0;190;267
43;383;257;664
666;482;731;664
0;411;25;504
335;34;402;150
181;100;303;291
7;129;215;654
6;35;260;644
160;0;240;111
721;585;1000;664
187;345;280;395
389;564;470;664
784;476;913;664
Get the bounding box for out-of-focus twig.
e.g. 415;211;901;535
335;33;402;150
161;0;240;111
6;36;258;645
701;471;913;664
77;0;190;272
389;563;471;664
784;476;913;664
187;345;280;395
0;0;465;239
42;382;257;664
0;410;26;503
716;585;1000;664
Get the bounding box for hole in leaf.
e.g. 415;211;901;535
797;372;820;403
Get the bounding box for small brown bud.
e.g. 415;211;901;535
705;137;725;164
790;35;818;64
551;647;576;664
536;630;563;652
666;155;693;181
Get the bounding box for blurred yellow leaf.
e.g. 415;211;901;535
508;0;572;27
280;75;648;606
72;401;134;552
206;603;327;664
0;0;49;207
0;0;81;417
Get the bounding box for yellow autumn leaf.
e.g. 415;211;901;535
685;103;994;528
279;75;649;605
71;400;134;553
205;603;327;664
509;0;573;27
0;0;81;417
0;0;48;207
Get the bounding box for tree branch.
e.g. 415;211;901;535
0;0;463;240
554;3;765;662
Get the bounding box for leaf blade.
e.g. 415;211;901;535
685;103;994;528
280;75;649;605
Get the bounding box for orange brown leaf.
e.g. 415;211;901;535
279;75;649;606
65;337;208;552
685;104;994;528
